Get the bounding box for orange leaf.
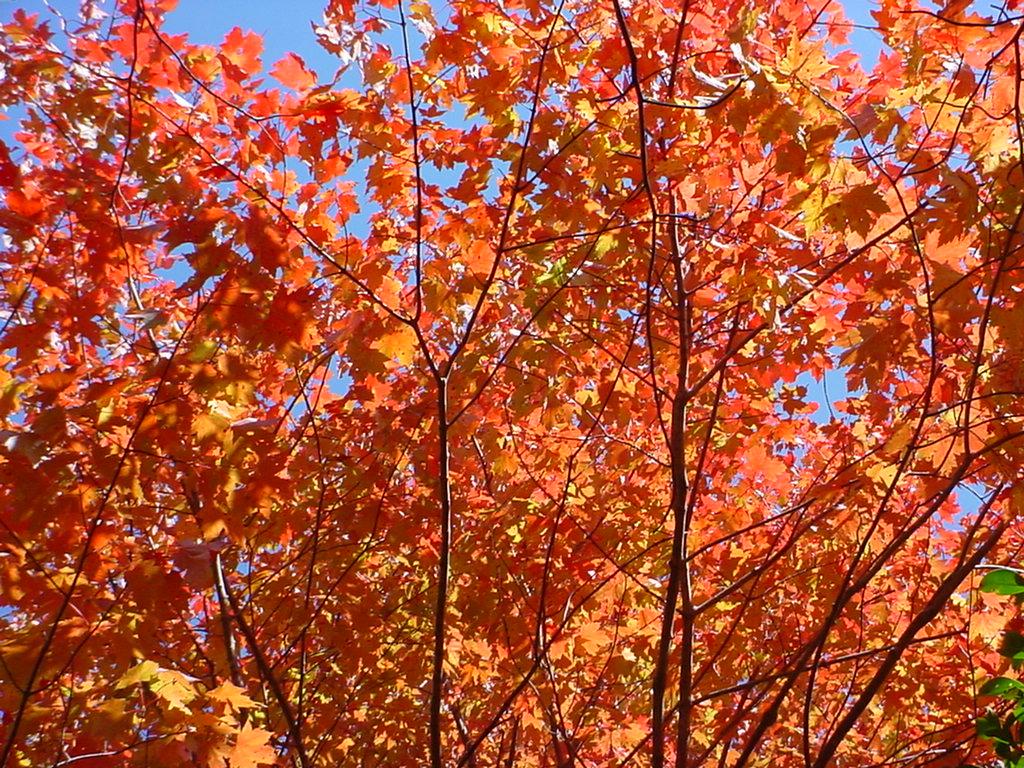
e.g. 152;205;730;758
467;240;495;278
229;725;278;768
271;53;317;92
208;681;261;710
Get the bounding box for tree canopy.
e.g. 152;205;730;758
1;0;1024;765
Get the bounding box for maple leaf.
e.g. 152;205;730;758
208;681;261;710
0;139;20;186
229;725;278;768
576;622;609;654
245;207;291;271
466;240;495;279
221;26;263;75
271;53;317;92
115;660;160;690
372;325;418;366
829;184;889;238
151;669;199;713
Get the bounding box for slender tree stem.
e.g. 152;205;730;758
430;376;453;768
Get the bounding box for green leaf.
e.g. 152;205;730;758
536;255;568;287
981;677;1024;697
1002;632;1024;667
979;711;1005;739
980;569;1024;596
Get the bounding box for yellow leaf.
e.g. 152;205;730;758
798;183;828;235
151;669;198;712
574;389;598;406
115;660;159;690
866;462;898;489
194;412;229;442
374;326;418;366
96;401;116;427
881;423;914;458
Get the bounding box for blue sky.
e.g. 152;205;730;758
161;0;340;77
175;0;884;75
0;0;885;76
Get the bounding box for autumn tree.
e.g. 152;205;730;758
1;0;1024;765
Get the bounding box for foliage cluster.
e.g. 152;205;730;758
1;0;1024;766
